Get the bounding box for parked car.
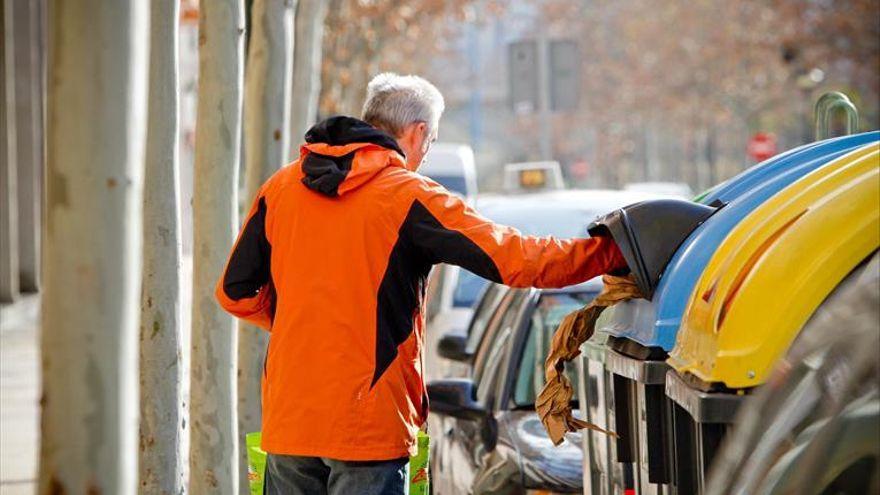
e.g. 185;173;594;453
420;142;478;200
428;279;603;494
424;189;662;381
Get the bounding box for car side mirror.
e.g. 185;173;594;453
437;333;472;362
427;379;485;421
588;198;717;299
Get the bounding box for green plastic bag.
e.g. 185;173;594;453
409;431;430;495
246;432;267;495
244;430;430;495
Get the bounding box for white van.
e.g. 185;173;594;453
419;143;478;200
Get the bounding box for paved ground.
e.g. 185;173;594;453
0;294;40;495
0;257;192;495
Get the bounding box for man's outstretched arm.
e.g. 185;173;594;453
407;180;627;288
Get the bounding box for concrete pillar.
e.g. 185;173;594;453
1;0;20;303
13;0;43;293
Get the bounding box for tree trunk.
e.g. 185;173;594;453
39;1;148;493
238;0;294;491
190;0;245;493
13;0;42;293
1;0;19;304
289;0;328;153
139;0;186;493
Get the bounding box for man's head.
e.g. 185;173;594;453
362;73;445;171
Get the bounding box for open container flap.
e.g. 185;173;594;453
588;199;717;299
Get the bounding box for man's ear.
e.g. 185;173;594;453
416;122;430;151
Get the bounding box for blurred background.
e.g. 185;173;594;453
314;0;880;191
168;0;880;251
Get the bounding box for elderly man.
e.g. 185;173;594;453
216;73;626;494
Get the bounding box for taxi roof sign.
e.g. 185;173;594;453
503;161;565;192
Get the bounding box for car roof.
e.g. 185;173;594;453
477;188;668;211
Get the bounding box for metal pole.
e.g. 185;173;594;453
467;16;482;152
537;31;552;160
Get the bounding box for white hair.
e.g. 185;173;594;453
362;73;445;138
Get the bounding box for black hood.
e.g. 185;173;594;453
304;116;405;158
299;116;407;197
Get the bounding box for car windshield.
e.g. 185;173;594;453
451;208;597;308
513;291;598;407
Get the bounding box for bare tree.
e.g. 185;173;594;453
139;0;186;493
238;0;294;491
39;1;148;493
289;0;328;151
190;0;245;493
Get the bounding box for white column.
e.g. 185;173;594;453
39;1;148;493
190;0;245;493
139;0;186;492
289;0;328;152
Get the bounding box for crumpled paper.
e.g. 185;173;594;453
535;274;643;445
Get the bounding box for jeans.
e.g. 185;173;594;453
264;453;409;495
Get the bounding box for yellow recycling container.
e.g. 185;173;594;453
663;142;879;492
668;142;879;388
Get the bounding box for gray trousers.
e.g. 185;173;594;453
264;453;408;495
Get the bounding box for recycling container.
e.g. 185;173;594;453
667;142;880;492
589;132;880;494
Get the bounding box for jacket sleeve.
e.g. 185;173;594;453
407;182;626;289
214;192;275;330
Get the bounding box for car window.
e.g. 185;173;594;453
513;291;598;407
475;327;513;406
473;290;527;395
425;264;445;322
465;284;508;354
452;269;488;308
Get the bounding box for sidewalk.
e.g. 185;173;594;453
0;256;192;495
0;295;40;495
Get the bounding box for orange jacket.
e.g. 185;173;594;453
216;116;625;461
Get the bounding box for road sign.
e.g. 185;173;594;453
549;40;579;111
509;40;539;114
747;132;777;162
